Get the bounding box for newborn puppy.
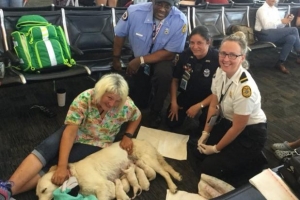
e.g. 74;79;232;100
120;175;130;193
135;166;150;191
122;163;142;199
115;179;130;200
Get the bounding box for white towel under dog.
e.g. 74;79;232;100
137;126;189;160
165;189;207;200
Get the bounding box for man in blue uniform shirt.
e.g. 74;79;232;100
113;0;187;128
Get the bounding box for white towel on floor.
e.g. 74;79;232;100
165;189;207;200
136;126;189;160
249;168;298;200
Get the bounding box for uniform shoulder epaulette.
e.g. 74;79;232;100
239;72;248;83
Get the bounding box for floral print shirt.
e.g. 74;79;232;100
64;88;141;148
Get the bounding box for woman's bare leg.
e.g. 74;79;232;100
9;154;43;195
13;175;41;195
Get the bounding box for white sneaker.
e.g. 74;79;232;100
274;150;293;160
271;141;293;151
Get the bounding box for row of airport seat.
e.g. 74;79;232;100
0;4;300;86
187;1;300;9
181;3;298;50
0;5;129;85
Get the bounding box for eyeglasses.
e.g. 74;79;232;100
155;2;172;10
219;52;242;60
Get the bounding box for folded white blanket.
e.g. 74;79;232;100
198;174;235;199
166;174;235;200
249;168;298;200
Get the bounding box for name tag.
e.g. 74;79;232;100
180;79;187;90
135;33;143;37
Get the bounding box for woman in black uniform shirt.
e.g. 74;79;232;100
166;26;219;130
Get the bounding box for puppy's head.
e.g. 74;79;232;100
36;171;59;200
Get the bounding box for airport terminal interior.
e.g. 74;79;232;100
1;0;300;199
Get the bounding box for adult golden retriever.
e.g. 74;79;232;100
36;139;182;200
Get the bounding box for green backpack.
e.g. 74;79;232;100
11;15;76;72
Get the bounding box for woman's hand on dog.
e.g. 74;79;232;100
51;166;70;185
120;136;133;154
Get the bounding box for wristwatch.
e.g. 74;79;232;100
123;132;133;138
140;56;145;66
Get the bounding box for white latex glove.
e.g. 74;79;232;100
198;144;220;155
197;131;210;146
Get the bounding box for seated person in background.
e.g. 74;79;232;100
187;32;267;186
255;0;300;74
272;138;300;159
295;8;300;36
0;73;141;200
167;26;219;130
113;0;187;128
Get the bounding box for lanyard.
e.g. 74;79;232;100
149;19;164;53
219;81;233;103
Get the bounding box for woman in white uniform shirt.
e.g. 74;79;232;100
187;32;267;186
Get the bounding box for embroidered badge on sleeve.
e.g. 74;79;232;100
242;85;252;98
182;24;187;33
122;11;128;21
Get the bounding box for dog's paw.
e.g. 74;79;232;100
174;173;182;181
169;185;178;194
